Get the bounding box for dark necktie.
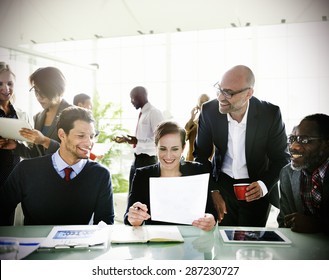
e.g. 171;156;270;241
133;112;142;148
64;167;73;181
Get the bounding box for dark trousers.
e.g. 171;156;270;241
215;173;271;227
129;153;158;193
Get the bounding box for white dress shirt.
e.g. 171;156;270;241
221;103;268;196
134;102;164;156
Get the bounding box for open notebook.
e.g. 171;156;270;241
111;225;184;244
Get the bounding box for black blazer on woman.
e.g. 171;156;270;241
124;161;217;225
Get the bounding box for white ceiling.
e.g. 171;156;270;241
0;0;328;47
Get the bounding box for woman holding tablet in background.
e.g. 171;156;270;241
5;66;71;158
0;62;31;189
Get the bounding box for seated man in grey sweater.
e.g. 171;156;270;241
0;106;114;225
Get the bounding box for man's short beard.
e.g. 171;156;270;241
290;162;308;172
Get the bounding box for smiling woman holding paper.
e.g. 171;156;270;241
124;121;217;231
0;63;32;192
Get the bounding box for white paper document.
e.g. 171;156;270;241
0;237;44;260
149;173;210;225
0;118;32;142
18;238;44;259
91;143;111;156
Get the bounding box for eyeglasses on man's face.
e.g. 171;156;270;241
213;82;251;99
287;135;323;145
29;86;46;99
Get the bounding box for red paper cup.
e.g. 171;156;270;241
89;152;97;160
233;183;249;200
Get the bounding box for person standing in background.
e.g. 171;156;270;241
185;93;210;161
113;86;164;192
73;93;99;160
278;114;329;234
194;65;290;227
3;66;72;158
73;93;93;110
0;62;31;190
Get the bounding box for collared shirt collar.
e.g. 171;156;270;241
0;102;17;118
141;102;151;113
52;149;87;174
302;158;329;180
227;101;250;125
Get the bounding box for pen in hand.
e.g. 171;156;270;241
128;202;151;226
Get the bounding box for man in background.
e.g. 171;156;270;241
73;93;93;110
278;113;329;233
113;86;164;192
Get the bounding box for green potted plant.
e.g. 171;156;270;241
92;92;129;194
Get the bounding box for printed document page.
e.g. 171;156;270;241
149;173;209;224
0;237;44;260
0;118;32;142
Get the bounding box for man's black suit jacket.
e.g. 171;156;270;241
194;96;290;207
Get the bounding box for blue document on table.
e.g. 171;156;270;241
39;224;109;249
